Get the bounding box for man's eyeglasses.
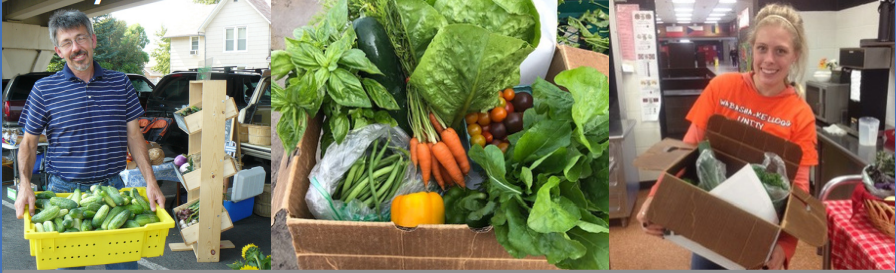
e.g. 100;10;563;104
58;35;91;50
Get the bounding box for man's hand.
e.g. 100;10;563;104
15;184;36;219
145;182;165;212
764;244;786;270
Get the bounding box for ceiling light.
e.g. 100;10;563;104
709;13;725;17
675;8;693;12
719;0;736;3
713;8;732;12
706;20;719;24
706;17;721;21
672;0;696;3
681;39;692;43
676;13;692;17
94;0;102;4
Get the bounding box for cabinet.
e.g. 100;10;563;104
609;120;638;227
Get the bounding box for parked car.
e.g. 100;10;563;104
144;67;262;155
2;72;156;130
238;70;271;161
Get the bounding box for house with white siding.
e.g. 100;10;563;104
164;0;271;73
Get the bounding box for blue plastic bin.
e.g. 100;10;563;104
223;197;254;222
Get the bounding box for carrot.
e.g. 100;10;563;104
440;163;454;188
410;137;419;168
418;142;432;187
440;128;471;175
429;113;444;134
431;154;445;190
431;142;464;185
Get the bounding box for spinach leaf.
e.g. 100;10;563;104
468;144;521;202
554;67;610;153
432;0;541;46
410;24;533;127
528;176;581;233
394;0;448;65
531;78;573;120
556;229;609;270
580;152;610;213
512;119;571;163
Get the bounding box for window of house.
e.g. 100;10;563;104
191;36;199;51
225;27;247;52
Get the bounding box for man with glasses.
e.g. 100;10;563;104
13;9;165;270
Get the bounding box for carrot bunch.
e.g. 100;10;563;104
407;89;470;191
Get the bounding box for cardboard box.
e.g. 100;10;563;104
273;115;556;270
633;115;827;269
544;45;610;87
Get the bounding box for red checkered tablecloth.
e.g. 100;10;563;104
826;200;895;270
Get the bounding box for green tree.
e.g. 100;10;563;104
47;15;149;74
192;0;218;4
151;25;171;75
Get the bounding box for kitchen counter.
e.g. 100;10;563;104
815;123;893;199
610;119;636;140
817;125;888;166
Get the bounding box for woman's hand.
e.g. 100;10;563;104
764;244;786;270
637;196;665;238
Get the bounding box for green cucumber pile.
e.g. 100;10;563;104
29;186;160;233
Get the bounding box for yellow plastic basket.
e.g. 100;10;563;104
23;187;175;270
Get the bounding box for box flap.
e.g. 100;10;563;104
273;113;322;226
780;187;828;247
705;115;802;181
545;45;610;87
632;138;697;171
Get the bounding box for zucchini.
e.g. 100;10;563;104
49;197;78;210
124;220;141;229
108;210;131;230
103;207;126;230
103;186;124;206
80;220;93;232
92;205;111;227
353;16;410;133
35;191;56;199
43;221;55;232
31;206;60;223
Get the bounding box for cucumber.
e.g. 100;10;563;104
124;220;141;229
72;189;81;204
65;228;79;233
102;207;126;230
35;199;51;209
122;196;131;206
103;186;124;206
81;193;90;200
80;220;93;232
35;191;56;199
63;215;74;229
98;191;116;208
108;210;131;230
73;218;82;231
84;210;96;219
36;222;46;232
353;16;410;133
57;209;68;216
55;218;65;231
49;197;78;210
68;208;84;220
43;221;55;232
90;185;99;192
134;190;151;212
92;205;111;227
31;206;60;223
79;196;100;207
125;203;144;215
83;202;103;212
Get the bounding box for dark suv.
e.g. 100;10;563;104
144;68;262;155
3;72;155;129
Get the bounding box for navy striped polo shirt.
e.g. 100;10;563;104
19;61;144;182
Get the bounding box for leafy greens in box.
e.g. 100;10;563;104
467;67;610;269
271;0;401;154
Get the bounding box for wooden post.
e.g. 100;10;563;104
197;80;226;262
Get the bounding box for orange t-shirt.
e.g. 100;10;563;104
686;72;818;167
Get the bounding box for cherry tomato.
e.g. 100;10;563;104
482;131;494;143
497;142;510;153
471;134;486;148
477;112;491;126
504;102;514;113
503;88;516;101
465;113;479;125
467;124;482;136
481;124;491;134
498;97;506;107
489;107;507;123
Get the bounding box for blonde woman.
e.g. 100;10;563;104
637;3;816;270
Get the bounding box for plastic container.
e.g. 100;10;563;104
23;187;175;270
859;116;880;146
223;197;254;222
231;166;266;202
